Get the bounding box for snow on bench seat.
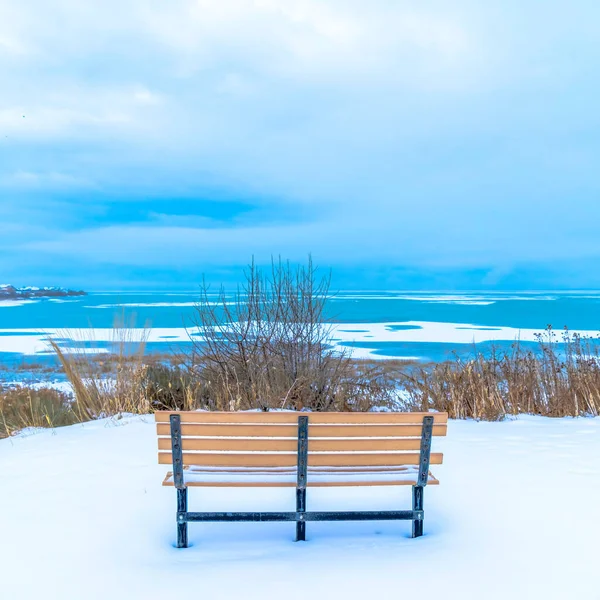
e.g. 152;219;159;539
162;465;440;487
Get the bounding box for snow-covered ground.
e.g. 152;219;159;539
1;416;598;599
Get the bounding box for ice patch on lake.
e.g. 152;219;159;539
328;294;558;305
0;299;39;308
332;321;598;353
35;347;110;356
87;302;204;308
1;321;599;360
455;326;502;331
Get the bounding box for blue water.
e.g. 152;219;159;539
1;291;600;371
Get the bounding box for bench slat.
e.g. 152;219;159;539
156;423;447;438
170;465;432;473
157;437;424;452
154;411;447;425
158;451;443;467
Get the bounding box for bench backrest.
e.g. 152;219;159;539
156;411;446;469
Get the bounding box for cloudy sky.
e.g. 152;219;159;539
1;0;599;289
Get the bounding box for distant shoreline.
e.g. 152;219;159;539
0;285;86;300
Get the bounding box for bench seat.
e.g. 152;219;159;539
162;465;440;487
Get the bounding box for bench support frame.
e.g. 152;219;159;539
168;413;435;547
295;415;309;541
412;415;434;538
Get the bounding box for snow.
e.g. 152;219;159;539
1;415;598;599
0;299;38;308
2;380;74;395
164;464;437;486
88;302;207;308
328;294;559;303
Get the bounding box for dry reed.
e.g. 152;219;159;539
49;316;152;419
0;385;77;438
399;327;600;420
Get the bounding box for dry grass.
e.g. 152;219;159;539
0;385;78;438
2;326;599;438
399;327;600;420
135;358;399;413
49;322;152;420
47;325;600;424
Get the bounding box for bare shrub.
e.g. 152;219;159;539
189;258;398;412
140;363;205;412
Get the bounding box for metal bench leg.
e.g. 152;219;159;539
412;415;433;538
412;485;424;538
296;416;309;542
296;488;306;542
170;414;188;548
177;488;188;548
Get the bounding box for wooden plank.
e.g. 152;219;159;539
158;452;296;467
158;452;443;467
155;411;298;423
310;438;422;451
154;411;447;425
303;412;447;425
156;423;447;438
157;437;424;452
178;465;426;474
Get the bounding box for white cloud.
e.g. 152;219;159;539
132;87;163;106
0;86;165;141
0;34;29;56
0;170;95;190
138;1;473;85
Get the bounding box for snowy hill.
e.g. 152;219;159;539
0;416;598;600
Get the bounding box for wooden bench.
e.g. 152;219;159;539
155;411;447;547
